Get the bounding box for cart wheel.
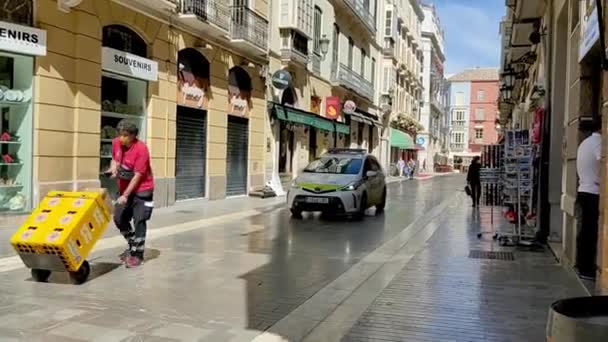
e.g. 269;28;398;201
69;260;90;285
31;268;52;282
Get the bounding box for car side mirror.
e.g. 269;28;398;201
366;170;378;178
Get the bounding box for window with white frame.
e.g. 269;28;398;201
477;89;485;101
313;6;322;56
453;110;465;122
385;10;392;37
452;132;464;143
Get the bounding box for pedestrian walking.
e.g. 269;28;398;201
107;120;155;268
397;157;406;177
408;159;416;179
467;156;481;207
575;119;601;280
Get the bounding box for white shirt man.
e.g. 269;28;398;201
577;132;601;195
575;128;601;279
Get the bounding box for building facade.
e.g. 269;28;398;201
380;0;425;173
10;0;270;212
498;0;608;291
418;3;446;172
447;68;499;170
266;0;384;191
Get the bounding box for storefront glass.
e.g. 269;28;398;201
0;52;33;212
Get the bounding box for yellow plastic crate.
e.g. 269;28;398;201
10;190;113;273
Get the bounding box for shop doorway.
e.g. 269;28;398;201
309;127;317;161
175;107;207;200
226;116;249;196
278;122;294;174
226;66;252;196
175;48;210;200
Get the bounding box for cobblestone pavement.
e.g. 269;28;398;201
0;175;460;341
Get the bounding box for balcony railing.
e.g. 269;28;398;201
451;143;465;152
343;0;376;35
230;6;268;52
178;0;231;32
331;62;374;101
451;122;466;131
281;47;308;66
383;38;395;58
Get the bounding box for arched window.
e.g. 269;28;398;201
228;66;252;116
102;25;147;57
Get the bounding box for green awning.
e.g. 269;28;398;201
272;103;346;133
335;123;350;134
390;128;414;149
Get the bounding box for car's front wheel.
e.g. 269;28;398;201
290;208;303;219
376;188;387;213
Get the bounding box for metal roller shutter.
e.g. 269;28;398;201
175;107;207;200
226;116;249;196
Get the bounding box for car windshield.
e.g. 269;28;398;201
303;157;363;174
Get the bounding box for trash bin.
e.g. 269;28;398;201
546;296;608;342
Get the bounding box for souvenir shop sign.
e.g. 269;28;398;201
343;100;356;115
0;21;46;56
325;96;340;119
102;47;158;82
177;60;209;110
228;85;251;117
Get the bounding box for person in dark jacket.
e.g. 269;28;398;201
467;156;481;207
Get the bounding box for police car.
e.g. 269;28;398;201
287;149;387;219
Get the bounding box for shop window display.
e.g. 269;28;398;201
0;53;33;212
99;73;146;197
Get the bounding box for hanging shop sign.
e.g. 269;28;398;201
579;0;599;62
271;69;292;90
0;21;46;56
416;136;425;146
325;96;341;120
311;96;321;115
102;47;158;81
343;100;356;115
228;85;251;117
177;58;209;110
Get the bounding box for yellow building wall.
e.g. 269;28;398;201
34;0;266;205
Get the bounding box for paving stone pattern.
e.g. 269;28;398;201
342;205;586;342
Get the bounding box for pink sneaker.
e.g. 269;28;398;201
125;256;144;268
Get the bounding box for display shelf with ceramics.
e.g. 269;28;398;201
0;53;34;213
99;72;147;198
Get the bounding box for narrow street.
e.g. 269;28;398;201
0;176;584;342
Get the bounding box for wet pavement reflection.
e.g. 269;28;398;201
0;176;462;341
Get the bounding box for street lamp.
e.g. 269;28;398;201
500;84;513;102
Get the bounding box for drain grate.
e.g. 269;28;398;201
468;250;515;261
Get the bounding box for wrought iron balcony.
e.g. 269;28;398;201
280;47;309;67
331;63;374;101
230;6;269;54
177;0;231;35
339;0;376;35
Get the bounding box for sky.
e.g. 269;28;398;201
430;0;504;75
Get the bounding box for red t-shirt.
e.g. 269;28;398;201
112;138;154;194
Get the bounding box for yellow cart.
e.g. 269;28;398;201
10;190;113;284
